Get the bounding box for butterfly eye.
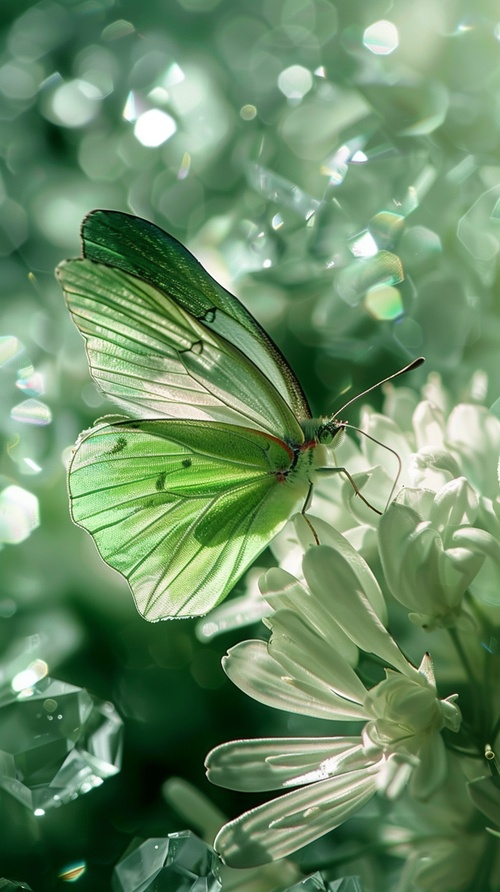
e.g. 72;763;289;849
318;422;343;445
318;428;333;445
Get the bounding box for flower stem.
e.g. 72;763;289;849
447;626;477;685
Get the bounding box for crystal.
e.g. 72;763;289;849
329;878;363;892
0;485;39;545
134;109;177;147
0;676;123;812
10;398;52;425
283;874;363;892
0;882;33;891
336;251;404;306
364;285;403;321
367;211;405;250
112;831;222;892
457;184;500;261
0;336;22;368
57;862;86;882
15;367;44;397
247;163;319;219
363;20;399;55
277;65;313;101
285;873;328;891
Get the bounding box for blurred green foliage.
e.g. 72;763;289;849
0;0;500;888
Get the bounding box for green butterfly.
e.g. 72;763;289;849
57;211;421;620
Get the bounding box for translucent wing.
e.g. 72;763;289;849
57;259;304;442
69;419;310;619
78;209;311;422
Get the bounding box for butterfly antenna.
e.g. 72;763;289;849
331;359;424;513
343;423;402;510
334;356;425;417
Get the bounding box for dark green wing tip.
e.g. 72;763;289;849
81;208;137;238
79;208;193;273
81;208;169;250
81;209;146;256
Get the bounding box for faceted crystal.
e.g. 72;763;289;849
112;831;222;892
285;874;328;891
0;676;123;812
328;879;363;891
0;882;33;891
284;875;363;892
0;485;39;545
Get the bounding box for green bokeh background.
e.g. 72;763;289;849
0;0;499;889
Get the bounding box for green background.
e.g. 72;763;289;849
0;0;499;888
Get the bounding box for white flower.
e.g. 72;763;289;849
204;374;496;875
357;373;500;504
206;537;460;868
357;376;500;623
411;397;500;500
378;478;500;628
382;755;500;892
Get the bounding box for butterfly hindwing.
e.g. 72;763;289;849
69;419;310;619
79;210;312;422
57;259;305;442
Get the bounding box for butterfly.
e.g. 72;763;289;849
56;211;422;620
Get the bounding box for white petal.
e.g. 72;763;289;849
452;527;500;561
260;567;358;665
394;487;436;517
441;695;461;732
293;515;388;621
361;412;414;478
196;568;272;640
214;766;379;867
267;608;368;705
375;752;416;799
453;527;500;606
206;737;365;791
410;733;448;799
342;466;392;525
429;477;478;529
412;400;446;449
379;501;420;601
223;640;367;721
399;524;456;612
447;403;500;497
408;447;461;490
303;547;415;677
417;653;436;687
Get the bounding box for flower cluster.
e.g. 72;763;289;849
206;376;500;891
206;527;461;867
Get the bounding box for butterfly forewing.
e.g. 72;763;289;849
69;419;310;619
80;210;312;423
57;259;305;442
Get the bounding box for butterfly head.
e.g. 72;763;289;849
301;417;346;448
317;418;346;446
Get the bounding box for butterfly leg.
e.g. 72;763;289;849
314;467;382;516
302;481;314;513
299;483;321;544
